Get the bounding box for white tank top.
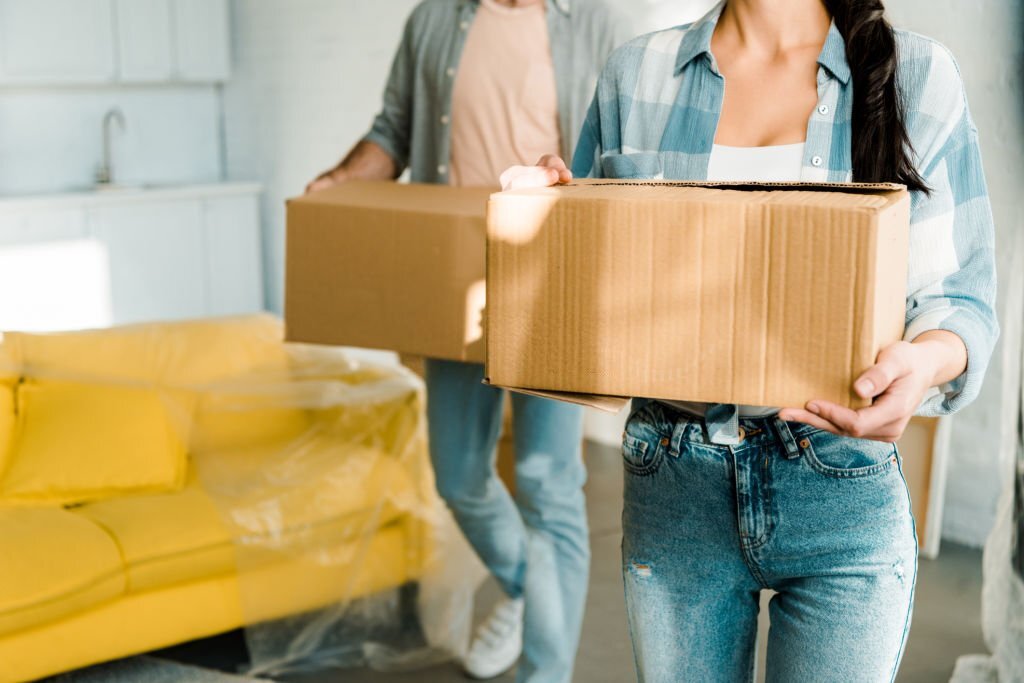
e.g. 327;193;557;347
664;142;806;419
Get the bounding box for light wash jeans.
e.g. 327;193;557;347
424;359;588;683
621;399;918;683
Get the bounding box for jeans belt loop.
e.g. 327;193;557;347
773;418;803;459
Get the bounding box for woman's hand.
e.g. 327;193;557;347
499;154;573;191
779;331;968;442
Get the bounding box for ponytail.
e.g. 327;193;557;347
823;0;929;193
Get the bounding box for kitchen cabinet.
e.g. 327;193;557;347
202;195;264;317
173;0;231;82
0;0;115;84
0;184;264;332
89;200;208;324
0;0;231;86
115;0;174;82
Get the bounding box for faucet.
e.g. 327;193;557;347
95;108;126;186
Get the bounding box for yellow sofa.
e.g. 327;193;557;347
0;316;434;683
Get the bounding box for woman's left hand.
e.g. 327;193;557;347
778;331;967;442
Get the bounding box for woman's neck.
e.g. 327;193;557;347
717;0;831;56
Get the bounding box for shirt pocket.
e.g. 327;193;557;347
600;151;664;179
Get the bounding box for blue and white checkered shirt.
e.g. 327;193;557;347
571;2;999;416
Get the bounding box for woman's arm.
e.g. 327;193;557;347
783;42;999;441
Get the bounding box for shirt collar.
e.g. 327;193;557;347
461;0;570;14
674;2;852;85
817;21;851;84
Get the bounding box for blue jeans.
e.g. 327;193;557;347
621;400;918;683
424;359;588;683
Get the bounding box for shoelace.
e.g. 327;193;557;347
472;602;522;651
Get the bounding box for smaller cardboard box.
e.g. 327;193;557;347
285;181;493;362
485;180;910;411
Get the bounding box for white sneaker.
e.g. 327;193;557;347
463;596;524;679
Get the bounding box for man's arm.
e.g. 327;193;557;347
305;4;420;193
306;140;399;193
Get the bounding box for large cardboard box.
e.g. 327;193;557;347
486;180;910;410
285;181;493;362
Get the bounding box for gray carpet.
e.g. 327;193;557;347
41;656;270;683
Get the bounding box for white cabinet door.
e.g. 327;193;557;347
172;0;230;82
0;0;116;84
115;0;173;82
203;195;265;316
89;201;208;325
0;209;115;331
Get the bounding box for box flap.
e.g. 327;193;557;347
483;379;630;413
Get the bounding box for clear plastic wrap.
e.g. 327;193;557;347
0;316;485;678
188;342;487;676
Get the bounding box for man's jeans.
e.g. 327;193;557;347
622;399;918;683
425;359;588;683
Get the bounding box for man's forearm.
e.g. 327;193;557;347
324;140;400;183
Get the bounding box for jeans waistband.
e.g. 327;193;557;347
634;399;818;454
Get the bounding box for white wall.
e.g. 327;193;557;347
0;85;222;196
223;0;1024;547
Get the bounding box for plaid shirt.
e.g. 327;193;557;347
571;2;999;416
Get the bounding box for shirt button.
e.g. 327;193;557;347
440;115;450;125
811;155;824;167
446;67;456;78
818;104;829;115
438;164;448;175
460;21;469;31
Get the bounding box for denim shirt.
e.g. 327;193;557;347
572;2;999;417
363;0;632;185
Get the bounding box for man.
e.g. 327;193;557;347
306;1;631;681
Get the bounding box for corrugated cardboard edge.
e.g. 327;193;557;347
482;379;630;413
491;179;907;202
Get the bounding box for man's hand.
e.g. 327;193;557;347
305;167;348;194
779;331;967;442
500;154;572;191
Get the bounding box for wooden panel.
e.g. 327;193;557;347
898;416;939;552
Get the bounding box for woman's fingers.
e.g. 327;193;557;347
536;154;573;182
777;407;843;435
500;165;561;191
854;342;912;399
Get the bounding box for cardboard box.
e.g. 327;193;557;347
486;180;910;411
285;181;493;362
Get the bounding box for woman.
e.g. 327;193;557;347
501;0;998;680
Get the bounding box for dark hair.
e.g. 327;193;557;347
823;0;929;193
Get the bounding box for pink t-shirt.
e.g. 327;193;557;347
448;0;562;188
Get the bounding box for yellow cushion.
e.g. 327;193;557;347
0;526;414;683
72;475;235;593
73;450;416;594
0;339;17;482
0;387;14;481
0;335;17;385
0;381;189;506
0;507;126;636
7;314;289;388
191;389;312;454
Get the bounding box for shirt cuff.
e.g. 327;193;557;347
904;308;993;417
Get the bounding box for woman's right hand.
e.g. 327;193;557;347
499;154;572;191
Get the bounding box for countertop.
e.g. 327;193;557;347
0;182;263;212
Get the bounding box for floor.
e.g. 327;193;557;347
163;441;988;683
